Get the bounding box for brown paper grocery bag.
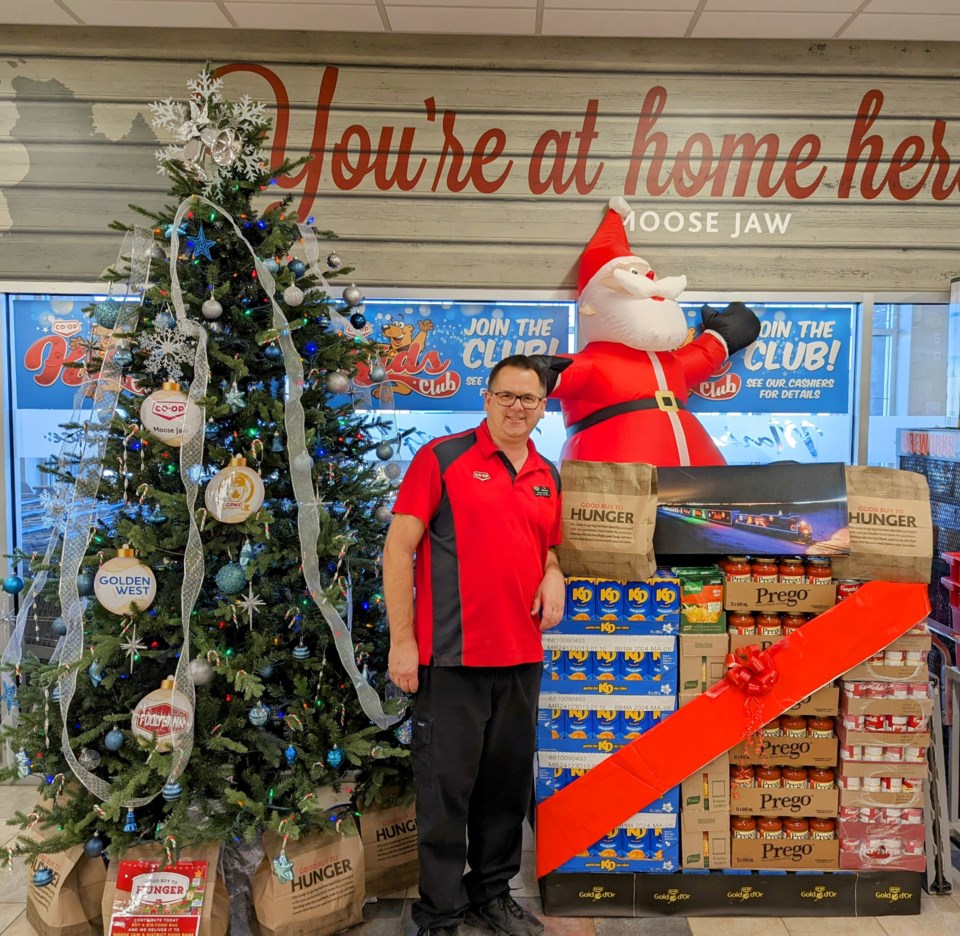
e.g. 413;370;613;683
25;832;106;936
100;841;228;936
556;460;658;580
252;819;364;936
359;800;418;898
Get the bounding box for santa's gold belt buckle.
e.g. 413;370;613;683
655;390;679;412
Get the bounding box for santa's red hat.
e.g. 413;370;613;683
578;197;650;296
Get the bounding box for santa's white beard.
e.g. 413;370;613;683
579;286;688;351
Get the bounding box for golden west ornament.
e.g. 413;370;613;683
94;545;157;615
205;455;265;524
140;381;203;448
131;675;193;751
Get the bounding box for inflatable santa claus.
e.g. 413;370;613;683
534;198;760;467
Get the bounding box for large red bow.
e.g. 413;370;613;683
724;644;779;696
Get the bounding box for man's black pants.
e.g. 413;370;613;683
410;662;541;930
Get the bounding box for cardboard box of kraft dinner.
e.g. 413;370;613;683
680;754;730;811
729;786;839;817
731;837;839;870
681;810;730;869
728;735;838;767
678;633;728;693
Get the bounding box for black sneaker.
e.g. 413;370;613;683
467;895;544;936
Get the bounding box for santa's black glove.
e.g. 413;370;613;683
527;355;573;395
700;302;761;356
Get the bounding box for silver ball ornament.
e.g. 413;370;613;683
375;443;394;461
292;453;314;473
374;505;393;524
342;285;363;307
326;371;351;394
369;364;388;384
248;703;270;727
189;658;214;686
384;462;402;481
327;253;342;270
78;748;101;771
283;286;304;307
202;299;223;320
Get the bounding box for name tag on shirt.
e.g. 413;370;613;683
533;486;552;497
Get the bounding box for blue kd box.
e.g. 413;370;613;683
552;617;679;637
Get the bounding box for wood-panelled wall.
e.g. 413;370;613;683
2;28;960;291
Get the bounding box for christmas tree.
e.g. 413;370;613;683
0;68;410;868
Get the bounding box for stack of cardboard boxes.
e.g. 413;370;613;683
836;625;932;871
536;574;682;872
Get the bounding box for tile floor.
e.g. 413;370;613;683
1;781;958;936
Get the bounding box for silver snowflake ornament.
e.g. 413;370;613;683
139;321;194;383
236;584;267;630
120;626;147;674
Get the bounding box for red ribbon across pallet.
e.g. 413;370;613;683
535;580;930;877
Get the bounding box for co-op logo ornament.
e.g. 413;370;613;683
94;546;157;615
140;381;203;447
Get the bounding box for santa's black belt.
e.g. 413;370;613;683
566;391;684;439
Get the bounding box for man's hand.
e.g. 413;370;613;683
532;566;565;631
388;639;420;694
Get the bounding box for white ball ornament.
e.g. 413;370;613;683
384;463;402;481
188;657;214;686
94;545;157;615
140;382;203;448
283;286;304;307
326;371;351;394
131;676;194;752
204;456;266;524
201;299;223;320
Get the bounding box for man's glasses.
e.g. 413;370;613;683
488;391;545;410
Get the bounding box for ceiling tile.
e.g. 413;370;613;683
386;0;536;6
866;0;959;12
693;11;852;38
542;9;693;37
227;2;385;29
0;0;78;24
386;5;537;33
705;0;861;11
545;0;697;9
842;13;960;40
65;0;231;28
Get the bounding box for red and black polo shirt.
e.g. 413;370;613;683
393;419;562;667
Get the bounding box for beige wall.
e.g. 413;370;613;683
2;27;960;291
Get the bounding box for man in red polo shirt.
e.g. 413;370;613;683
385;354;565;936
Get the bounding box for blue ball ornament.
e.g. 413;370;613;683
84;836;105;858
259;664;275;680
32;865;55;887
104;729;125;752
289;259;307;278
76;570;96;597
263;258;280;274
113;349;133;368
51;617;67;636
162;782;183;802
215;562;247;596
154;310;176;330
284;745;297;765
94;301;121;329
88;662;105;688
349;312;366;330
264;344;283;361
248;702;270;727
292;645;310;661
326;747;344;768
2;575;25;595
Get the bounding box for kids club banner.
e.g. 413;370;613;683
351;300;573;410
684;303;855;415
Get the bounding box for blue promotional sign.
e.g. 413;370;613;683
682;303;855;415
11;297;100;409
352;300;573;410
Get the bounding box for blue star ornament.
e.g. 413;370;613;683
188;224;217;261
164;222;188;240
1;681;17;715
